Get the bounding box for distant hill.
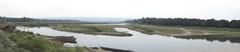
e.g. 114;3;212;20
0;16;85;26
35;17;129;23
0;17;82;23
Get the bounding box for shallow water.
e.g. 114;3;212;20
17;27;240;52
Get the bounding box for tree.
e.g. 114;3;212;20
126;17;240;28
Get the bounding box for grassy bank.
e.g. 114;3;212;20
128;24;240;36
127;24;240;43
127;25;186;35
1;30;87;52
184;26;240;37
0;22;88;52
50;24;240;37
51;24;132;36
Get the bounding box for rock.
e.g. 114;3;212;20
84;47;109;52
49;36;77;43
97;32;132;36
100;47;133;52
0;24;16;33
90;47;133;52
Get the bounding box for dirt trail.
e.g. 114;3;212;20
180;28;192;35
177;28;210;36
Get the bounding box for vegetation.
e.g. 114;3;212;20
174;35;240;43
0;16;83;27
125;24;240;43
51;23;240;43
0;31;87;52
0;30;28;52
184;26;240;36
2;16;240;52
0;16;115;27
128;25;154;34
126;17;240;28
0;21;88;52
127;25;185;35
127;24;240;36
125;17;240;39
51;24;132;36
9;31;86;52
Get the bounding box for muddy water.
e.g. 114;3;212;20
17;27;240;52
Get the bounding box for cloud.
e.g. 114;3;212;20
0;0;239;20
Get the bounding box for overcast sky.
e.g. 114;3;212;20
0;0;240;20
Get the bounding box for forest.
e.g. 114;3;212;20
126;17;240;28
0;16;103;27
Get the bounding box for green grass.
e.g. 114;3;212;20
0;30;29;52
127;25;154;34
186;29;207;35
127;24;240;37
128;25;185;35
53;24;102;33
15;22;49;27
51;24;240;37
51;24;131;36
8;31;86;52
185;26;240;32
184;26;240;36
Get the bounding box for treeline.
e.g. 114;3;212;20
0;16;83;26
126;17;240;28
0;16;82;23
0;16;111;26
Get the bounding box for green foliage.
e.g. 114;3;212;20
128;24;240;36
129;25;154;34
15;22;49;27
127;17;240;28
52;24;132;36
128;25;185;35
0;16;82;27
1;18;86;52
8;31;85;52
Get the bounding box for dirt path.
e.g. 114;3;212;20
178;28;209;36
180;28;192;35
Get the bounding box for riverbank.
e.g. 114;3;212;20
37;23;240;44
127;24;240;43
16;26;240;52
16;26;135;52
0;23;89;52
50;24;240;37
128;25;240;36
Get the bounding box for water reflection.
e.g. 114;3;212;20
174;35;240;43
17;27;240;52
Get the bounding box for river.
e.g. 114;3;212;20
16;26;240;52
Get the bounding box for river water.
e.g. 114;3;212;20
16;27;240;52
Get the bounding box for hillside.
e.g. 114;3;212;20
0;21;87;52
